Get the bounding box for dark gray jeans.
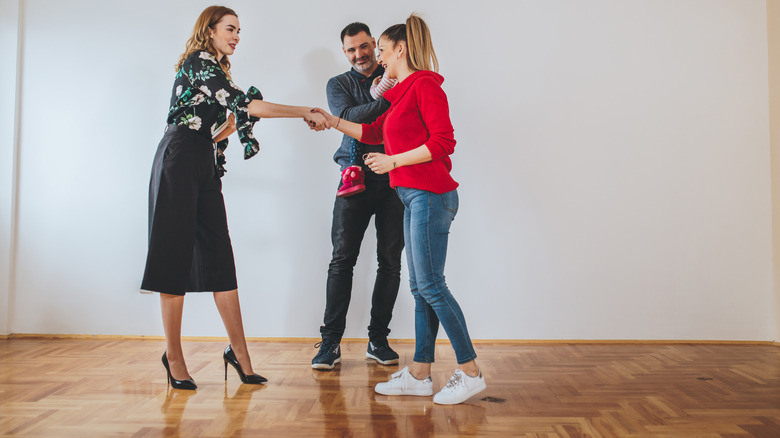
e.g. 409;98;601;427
320;178;404;343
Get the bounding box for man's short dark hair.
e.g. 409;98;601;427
340;22;372;44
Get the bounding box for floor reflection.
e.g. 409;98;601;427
313;368;350;437
221;382;267;436
431;402;487;436
368;399;402;437
160;386;196;438
366;360;403;437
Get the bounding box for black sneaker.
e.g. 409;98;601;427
366;340;399;365
312;339;341;370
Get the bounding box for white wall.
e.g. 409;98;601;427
0;0;20;336
5;0;775;340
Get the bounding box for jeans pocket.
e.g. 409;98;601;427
440;190;459;218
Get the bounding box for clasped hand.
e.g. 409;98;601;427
304;107;341;132
309;107;337;128
303;110;330;131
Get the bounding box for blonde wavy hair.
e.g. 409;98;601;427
176;5;237;77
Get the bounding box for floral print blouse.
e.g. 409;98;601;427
167;50;263;176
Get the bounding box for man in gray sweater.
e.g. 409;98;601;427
312;22;404;370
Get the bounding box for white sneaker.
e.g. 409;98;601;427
433;369;487;405
374;366;433;396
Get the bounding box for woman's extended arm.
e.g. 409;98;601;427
311;107;363;140
248;100;328;130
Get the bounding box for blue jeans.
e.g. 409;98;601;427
396;187;477;365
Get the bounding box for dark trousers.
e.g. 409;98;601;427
142;125;237;295
320;178;405;343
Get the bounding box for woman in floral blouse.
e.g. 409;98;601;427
141;5;327;390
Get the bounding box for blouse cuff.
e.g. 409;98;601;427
236;86;264;160
215;139;228;177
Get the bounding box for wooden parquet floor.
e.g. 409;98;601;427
0;339;779;437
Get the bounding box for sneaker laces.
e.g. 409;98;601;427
314;340;336;351
443;370;465;392
388;368;411;391
389;369;406;380
385;367;429;392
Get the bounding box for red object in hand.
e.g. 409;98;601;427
337;165;366;197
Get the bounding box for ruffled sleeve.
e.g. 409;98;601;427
232;86;263;159
184;51;264;175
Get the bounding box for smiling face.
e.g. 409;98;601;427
342;31;377;76
377;35;403;79
209;14;240;60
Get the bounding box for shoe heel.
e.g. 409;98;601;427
161;352;197;390
223;345;267;385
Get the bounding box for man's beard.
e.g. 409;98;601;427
352;56;375;72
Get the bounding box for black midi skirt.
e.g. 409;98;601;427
141;125;238;295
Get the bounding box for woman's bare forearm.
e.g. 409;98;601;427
332;117;363;142
248;100;309;118
394;145;432;167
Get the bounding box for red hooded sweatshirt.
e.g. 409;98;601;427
361;70;458;194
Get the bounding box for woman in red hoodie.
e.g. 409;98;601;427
314;13;486;405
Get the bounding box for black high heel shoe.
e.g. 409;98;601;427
224;345;267;384
162;352;197;390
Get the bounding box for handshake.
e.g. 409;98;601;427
214;107;341;144
303;108;337;132
302;107;393;175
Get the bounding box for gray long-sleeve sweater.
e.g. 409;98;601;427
326;66;390;180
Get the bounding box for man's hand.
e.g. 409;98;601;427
304;109;330;131
310;107;338;129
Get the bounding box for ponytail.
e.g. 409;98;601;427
405;14;438;72
380;13;438;73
